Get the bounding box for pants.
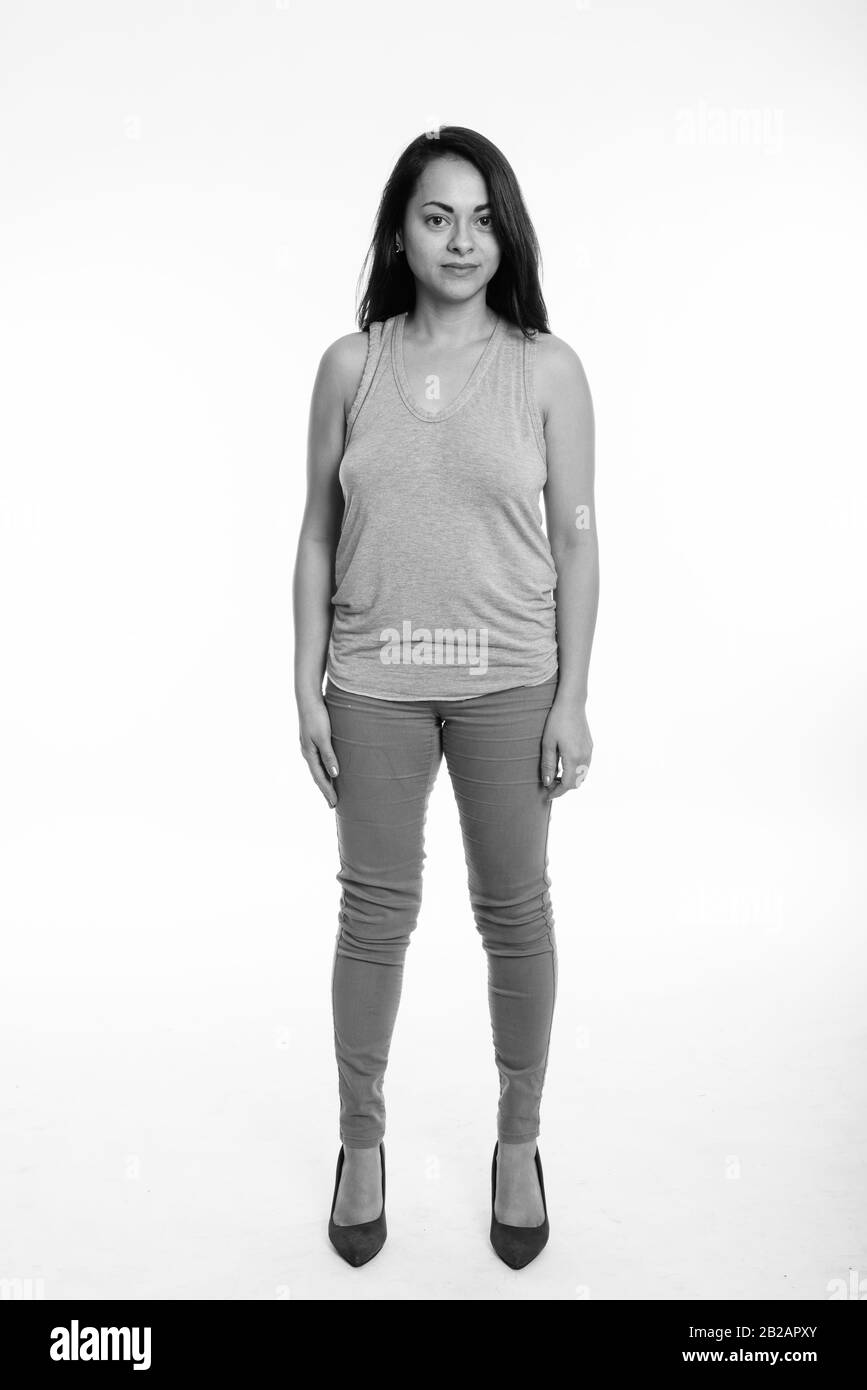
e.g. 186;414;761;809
323;674;559;1148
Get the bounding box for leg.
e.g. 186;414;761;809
324;680;442;1154
441;678;559;1221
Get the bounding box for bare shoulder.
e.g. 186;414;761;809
315;330;370;422
533;331;593;425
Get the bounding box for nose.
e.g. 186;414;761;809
447;222;476;256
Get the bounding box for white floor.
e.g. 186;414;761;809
2;790;864;1301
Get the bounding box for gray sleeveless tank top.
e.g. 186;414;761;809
326;310;559;700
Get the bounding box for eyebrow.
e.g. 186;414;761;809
421;201;491;213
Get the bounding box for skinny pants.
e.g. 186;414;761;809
324;674;559;1149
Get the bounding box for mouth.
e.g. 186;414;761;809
442;264;478;273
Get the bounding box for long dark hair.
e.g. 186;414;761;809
356;127;550;338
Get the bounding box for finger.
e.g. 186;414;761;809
313;735;339;779
300;743;338;808
547;761;590;799
541;743;559;788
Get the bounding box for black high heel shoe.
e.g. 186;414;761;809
490;1140;549;1268
328;1141;387;1267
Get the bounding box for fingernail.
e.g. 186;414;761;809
331;765;339;776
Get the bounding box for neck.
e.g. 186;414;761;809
405;292;497;345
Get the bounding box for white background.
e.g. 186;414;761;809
1;0;865;1300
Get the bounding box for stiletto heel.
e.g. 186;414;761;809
490;1140;549;1268
328;1141;387;1267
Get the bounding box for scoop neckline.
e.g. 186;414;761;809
392;310;503;422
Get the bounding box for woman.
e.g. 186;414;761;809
293;126;598;1270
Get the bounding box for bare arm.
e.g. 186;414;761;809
292;331;366;805
537;334;599;797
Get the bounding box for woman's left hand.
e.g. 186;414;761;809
541;697;593;799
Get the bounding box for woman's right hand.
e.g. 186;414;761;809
298;694;340;809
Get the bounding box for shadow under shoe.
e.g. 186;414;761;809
490;1139;550;1269
328;1140;387;1267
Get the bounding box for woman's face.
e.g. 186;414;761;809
399;155;501;305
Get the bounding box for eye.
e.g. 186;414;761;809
426;215;446;227
478;215;493;228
